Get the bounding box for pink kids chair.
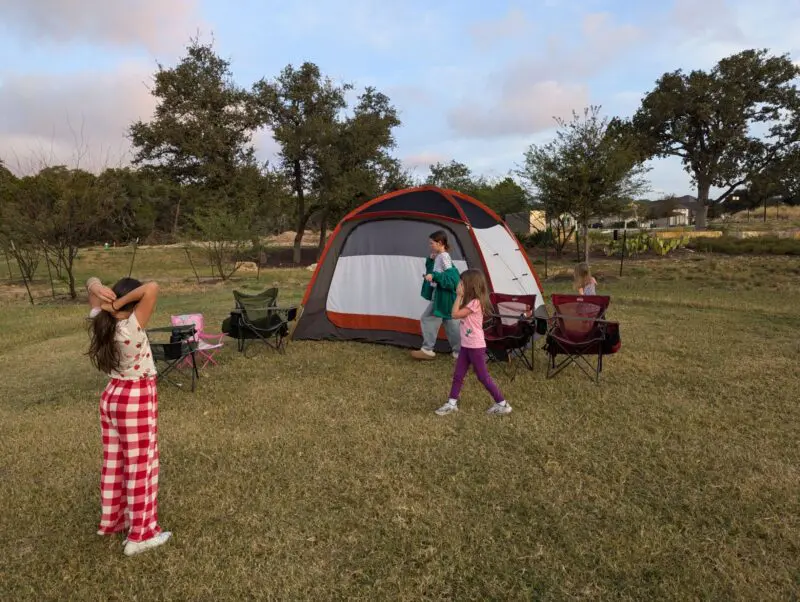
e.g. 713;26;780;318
170;313;224;370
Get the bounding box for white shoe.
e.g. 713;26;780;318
486;402;512;415
452;351;460;359
124;531;172;557
435;402;458;415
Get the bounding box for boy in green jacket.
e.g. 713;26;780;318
411;230;462;360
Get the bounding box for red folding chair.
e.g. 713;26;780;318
545;294;620;383
484;293;539;380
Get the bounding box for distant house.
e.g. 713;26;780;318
647;195;705;227
505;210;547;234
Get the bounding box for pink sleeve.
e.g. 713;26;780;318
467;299;481;313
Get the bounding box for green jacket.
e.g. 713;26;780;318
420;257;461;320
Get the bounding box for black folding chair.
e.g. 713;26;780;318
232;295;298;357
147;325;200;391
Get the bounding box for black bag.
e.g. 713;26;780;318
221;311;242;338
165;329;183;360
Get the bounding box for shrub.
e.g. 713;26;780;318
518;230;554;248
604;232;688;257
688;236;800;255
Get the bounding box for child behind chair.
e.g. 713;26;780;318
574;262;597;295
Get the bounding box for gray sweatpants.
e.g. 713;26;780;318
420;301;461;353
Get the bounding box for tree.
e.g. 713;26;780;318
475;177;531;217
311;87;402;257
191;206;253;280
426;160;478;193
252;62;350;264
9;167;110;299
426;161;530;216
520;107;649;262
627;49;800;229
129;38;258;234
253;64;403;263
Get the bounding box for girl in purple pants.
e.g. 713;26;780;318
435;269;512;416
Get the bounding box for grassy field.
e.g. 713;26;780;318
1;247;799;600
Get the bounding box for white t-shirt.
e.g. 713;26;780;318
109;313;157;380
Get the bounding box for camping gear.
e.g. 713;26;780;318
147;324;200;391
170;313;225;369
292;186;546;351
544;294;621;383
484;292;539;380
228;289;297;356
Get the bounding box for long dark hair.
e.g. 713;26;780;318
87;278;141;374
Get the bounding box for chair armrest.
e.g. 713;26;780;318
197;331;224;340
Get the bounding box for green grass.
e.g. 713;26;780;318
1;248;799;600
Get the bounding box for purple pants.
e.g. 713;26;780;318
449;347;504;403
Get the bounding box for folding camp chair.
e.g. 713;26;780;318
222;288;279;352
231;291;298;357
170;313;224;370
484;292;539;380
147;324;200;391
544;294;620;383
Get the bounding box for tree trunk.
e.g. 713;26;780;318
317;209;329;260
575;226;580;258
764;199;768;222
695;180;711;230
173;193;182;235
66;245;78;300
293;160;306;265
583;223;590;264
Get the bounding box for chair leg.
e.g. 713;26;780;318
190;352;199;392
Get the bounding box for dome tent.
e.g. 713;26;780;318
292;186;545;352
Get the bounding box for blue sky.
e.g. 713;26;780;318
1;0;798;198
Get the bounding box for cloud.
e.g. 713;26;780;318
0;66;283;175
384;85;435;108
669;0;745;44
402;152;448;171
449;81;589;138
469;7;535;50
448;12;641;139
0;0;202;52
0;64;157;173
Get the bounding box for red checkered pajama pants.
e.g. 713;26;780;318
98;377;162;543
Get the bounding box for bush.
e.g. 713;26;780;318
604;232;688;257
688;236;800;255
518;230;554;248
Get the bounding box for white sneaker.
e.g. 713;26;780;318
486;402;512;415
123;531;172;557
452;351;460;359
435;401;458;415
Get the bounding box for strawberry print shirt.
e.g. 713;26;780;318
109;312;156;380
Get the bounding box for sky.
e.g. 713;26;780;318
0;0;798;199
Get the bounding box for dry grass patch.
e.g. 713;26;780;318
1;251;799;600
